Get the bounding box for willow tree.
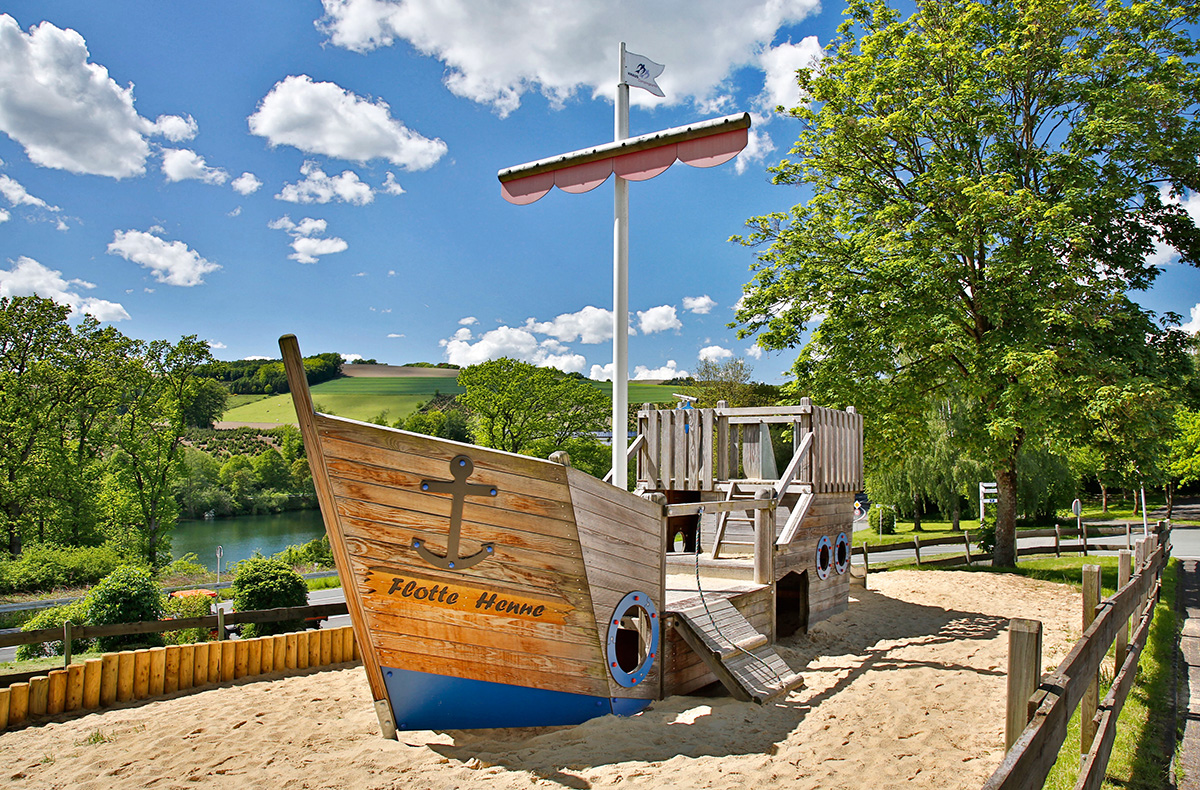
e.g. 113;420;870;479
735;0;1200;565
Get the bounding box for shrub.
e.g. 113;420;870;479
977;517;997;556
0;543;125;594
162;592;214;645
158;553;211;586
86;566;166;652
273;535;333;569
16;600;93;660
868;505;896;535
231;557;308;638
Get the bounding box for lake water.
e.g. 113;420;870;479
171;510;327;572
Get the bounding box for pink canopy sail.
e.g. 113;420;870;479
498;113;751;205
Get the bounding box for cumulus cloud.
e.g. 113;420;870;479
735;116;775;175
277;161;374;205
0;256;129;321
458;316;477;325
316;0;820;117
635;361;685;380
1182;304;1200;334
269;214;348;263
0;15;186;178
699;345;734;362
151;114;198;142
107;229;220;286
0;209;8;223
207;340;227;350
231;172;263;195
746;344;764;359
637;304;681;334
1150;188;1200;267
757;37;822;113
682;294;716;314
440;322;589;372
161;148;228;184
382;171;405;195
248;74;447;169
526;305;614;344
0;174;58;210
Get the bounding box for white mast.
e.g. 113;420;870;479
612;42;631;490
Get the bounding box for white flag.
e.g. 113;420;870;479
623;50;665;97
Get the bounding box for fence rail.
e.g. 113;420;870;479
982;534;1168;790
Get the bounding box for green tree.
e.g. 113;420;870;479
107;335;215;569
735;0;1200;565
457;358;608;455
252;448;292;491
231;556;308;637
182;378;229;429
685;357;779;408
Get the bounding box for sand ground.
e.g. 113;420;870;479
0;571;1083;790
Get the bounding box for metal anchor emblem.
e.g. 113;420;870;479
413;455;498;570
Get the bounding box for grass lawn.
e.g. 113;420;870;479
222;376;680;426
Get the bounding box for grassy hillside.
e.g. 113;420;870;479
221;376;680;426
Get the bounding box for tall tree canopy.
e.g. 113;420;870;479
735;0;1200;564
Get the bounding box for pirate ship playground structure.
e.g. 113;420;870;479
282;334;863;733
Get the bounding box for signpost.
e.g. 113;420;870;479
979;482;998;526
216;545;223;585
498;44;751;489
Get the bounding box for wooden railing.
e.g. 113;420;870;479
983;533;1168;790
634;397;863;493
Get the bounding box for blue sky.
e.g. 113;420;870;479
1;1;1198;385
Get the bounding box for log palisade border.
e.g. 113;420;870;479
0;603;358;731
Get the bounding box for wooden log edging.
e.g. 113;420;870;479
0;625;358;732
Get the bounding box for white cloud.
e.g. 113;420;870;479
590;362;614;381
207;340;227;350
1149;188;1200;266
757;37;823;113
387;332;404;338
248;74;447;169
342;353;364;362
526;305;614;344
459;316;477;325
541;353;587;374
0;209;8;223
382;172;405;195
440;322;590;371
1182;304;1200;334
0;15;184;178
735;116;775;175
277;161;373;205
151;114;198;142
699;345;734;362
682;294;716;315
107;229;220;286
0;174;58;210
316;0;821;117
634;361;685;380
0;256;129;321
244;355;272;361
231;172;263;195
637;304;681;334
161;148;229;184
746;344;764;359
269;214;348;263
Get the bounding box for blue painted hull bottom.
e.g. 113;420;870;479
382;665;654;730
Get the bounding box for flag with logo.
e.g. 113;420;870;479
623;50;665;97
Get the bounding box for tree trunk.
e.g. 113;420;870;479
951;498;961;532
1132;490;1139;517
912;494;923;532
994;465;1019;567
1166;482;1174;519
1100;482;1108;513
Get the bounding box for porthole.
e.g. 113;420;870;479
605;591;659;688
834;532;850;575
815;535;832;580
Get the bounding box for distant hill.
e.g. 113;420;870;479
220;375;679;427
341;364;459;378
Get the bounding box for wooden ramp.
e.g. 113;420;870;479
672;597;802;704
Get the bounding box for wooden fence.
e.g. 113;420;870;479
982;534;1168;790
0;600;356;731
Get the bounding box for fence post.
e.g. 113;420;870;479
1005;618;1042;749
1081;522;1088;556
1081;565;1101;754
754;488;775;585
862;542;870;575
913;535;921;566
1116;551;1132;670
964;531;972;566
1125;522;1132;551
217;606;226;641
63;621;73;666
1054;525;1061;558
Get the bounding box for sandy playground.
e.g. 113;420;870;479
0;570;1083;790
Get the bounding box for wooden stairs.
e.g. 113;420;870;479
672;597;803;704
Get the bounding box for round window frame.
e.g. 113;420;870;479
834;532;850;575
605;591;659;688
815;534;833;580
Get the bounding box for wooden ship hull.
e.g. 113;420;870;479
281;335;864;733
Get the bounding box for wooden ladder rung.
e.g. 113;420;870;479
715;633;770;660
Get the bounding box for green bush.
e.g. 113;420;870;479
86;566;166;652
15;600;93;660
977;517;997;555
0;543;125;594
868;505;896;535
231;557;308;638
162;593;214;645
273;535;333;569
